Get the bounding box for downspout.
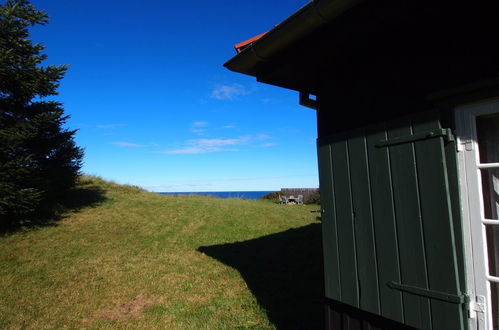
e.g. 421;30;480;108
223;0;364;76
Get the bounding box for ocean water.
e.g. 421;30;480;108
158;191;275;200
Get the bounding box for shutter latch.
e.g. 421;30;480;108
460;138;473;151
469;295;486;328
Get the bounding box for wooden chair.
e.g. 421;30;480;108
279;195;289;204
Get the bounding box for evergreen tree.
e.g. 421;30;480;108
0;0;83;229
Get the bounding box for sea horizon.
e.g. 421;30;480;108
158;191;276;200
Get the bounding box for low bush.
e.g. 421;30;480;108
306;191;321;205
260;192;280;201
261;190;320;204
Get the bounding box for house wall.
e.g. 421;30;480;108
317;109;467;329
241;3;499;328
307;4;499;327
325;298;417;330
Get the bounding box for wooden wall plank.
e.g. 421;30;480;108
444;133;468;294
331;137;359;307
328;307;343;330
388;123;432;330
348;133;380;314
366;129;404;323
345;314;362;330
318;141;342;300
319;113;466;330
412;117;465;330
325;298;418;330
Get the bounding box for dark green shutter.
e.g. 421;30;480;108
317;113;466;329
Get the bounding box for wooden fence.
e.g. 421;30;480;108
280;188;319;204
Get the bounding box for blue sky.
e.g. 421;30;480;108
29;0;319;192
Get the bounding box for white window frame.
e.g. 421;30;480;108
456;98;499;330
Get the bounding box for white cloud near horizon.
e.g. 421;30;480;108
190;121;209;135
197;137;249;147
193;121;208;127
163;146;212;154
254;133;271;141
161;135;269;155
111;141;144;147
97;123;125;129
142;174;317;192
223;174;314;181
211;83;250;100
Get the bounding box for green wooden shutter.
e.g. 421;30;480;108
317;113;466;329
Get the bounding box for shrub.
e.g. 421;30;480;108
260;192;280;201
305;191;320;205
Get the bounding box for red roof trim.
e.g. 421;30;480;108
234;31;268;54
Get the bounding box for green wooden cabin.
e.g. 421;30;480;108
225;1;499;329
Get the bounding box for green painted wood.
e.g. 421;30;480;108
445;139;469;330
347;133;380;314
331;136;359;307
376;128;451;147
366;128;404;323
317;113;467;329
444;133;468;295
387;281;466;304
412;117;465;330
317;140;341;300
387;122;432;330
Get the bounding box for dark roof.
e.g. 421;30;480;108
224;0;362;77
225;0;499;99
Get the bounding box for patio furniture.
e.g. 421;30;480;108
296;195;304;205
279;195;289;204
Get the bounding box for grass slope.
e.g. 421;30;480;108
0;176;324;329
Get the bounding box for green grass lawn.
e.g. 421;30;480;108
0;176;324;329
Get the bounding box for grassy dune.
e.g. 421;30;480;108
0;176;324;329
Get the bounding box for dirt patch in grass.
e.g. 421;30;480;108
89;294;163;322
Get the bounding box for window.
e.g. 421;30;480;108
457;100;499;330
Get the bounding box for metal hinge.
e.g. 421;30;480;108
469;295;486;328
376;128;455;147
387;281;467;304
457;137;474;151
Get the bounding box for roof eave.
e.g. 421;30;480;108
223;0;364;77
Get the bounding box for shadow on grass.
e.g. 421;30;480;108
198;223;324;329
59;184;108;211
1;182;108;235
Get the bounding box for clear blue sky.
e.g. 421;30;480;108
29;0;319;192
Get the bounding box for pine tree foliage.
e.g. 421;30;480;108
0;0;83;229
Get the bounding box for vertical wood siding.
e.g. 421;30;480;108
348;135;380;315
366;129;404;323
332;137;359;307
318;113;466;330
325;298;417;330
411;114;464;330
388;124;432;330
318;141;342;301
